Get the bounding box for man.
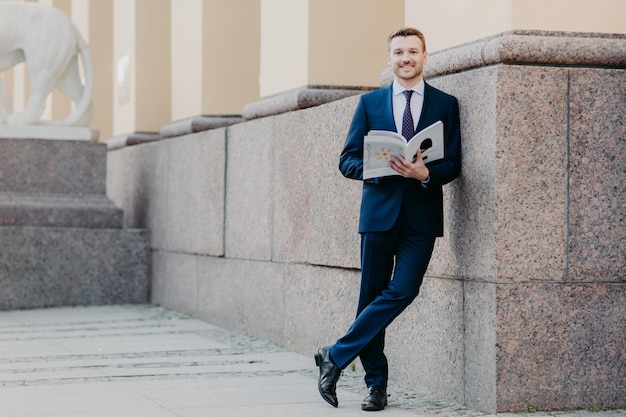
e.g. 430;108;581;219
315;27;461;411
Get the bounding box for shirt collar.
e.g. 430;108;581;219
392;79;425;97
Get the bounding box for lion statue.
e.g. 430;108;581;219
0;1;93;126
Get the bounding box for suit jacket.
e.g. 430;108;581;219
339;81;461;236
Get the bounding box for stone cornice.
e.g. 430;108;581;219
242;85;375;121
381;30;626;85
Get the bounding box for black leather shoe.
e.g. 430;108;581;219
361;386;387;411
314;347;341;407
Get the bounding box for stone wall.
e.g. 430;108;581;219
106;31;625;413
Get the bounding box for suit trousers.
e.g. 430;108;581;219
328;202;436;389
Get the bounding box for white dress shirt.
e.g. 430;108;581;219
392;79;425;138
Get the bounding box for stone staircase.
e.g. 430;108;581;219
0;138;150;310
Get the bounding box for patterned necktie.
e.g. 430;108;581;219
402;90;414;140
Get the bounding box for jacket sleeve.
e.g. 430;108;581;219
339;96;368;181
422;96;462;189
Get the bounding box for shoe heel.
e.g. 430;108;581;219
314;351;322;367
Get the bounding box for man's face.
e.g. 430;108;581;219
387;35;427;87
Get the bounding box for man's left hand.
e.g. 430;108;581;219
389;150;429;181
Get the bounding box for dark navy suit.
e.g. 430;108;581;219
330;81;461;389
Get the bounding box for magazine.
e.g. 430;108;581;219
363;120;444;180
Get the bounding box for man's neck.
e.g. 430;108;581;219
394;77;423;90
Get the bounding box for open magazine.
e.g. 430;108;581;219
363;120;444;180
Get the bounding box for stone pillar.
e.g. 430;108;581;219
113;0;171;136
243;0;404;120
168;0;260;122
72;0;114;140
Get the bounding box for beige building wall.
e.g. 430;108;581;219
3;0;626;137
171;0;203;121
77;0;114;140
260;0;403;97
407;0;626;53
112;0;136;134
201;0;261;115
260;0;309;97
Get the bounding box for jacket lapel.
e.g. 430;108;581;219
382;83;396;133
415;82;435;132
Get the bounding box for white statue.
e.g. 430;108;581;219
0;1;93;127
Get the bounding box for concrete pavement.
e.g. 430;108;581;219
0;305;623;417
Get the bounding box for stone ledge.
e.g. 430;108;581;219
0;192;123;228
106;131;161;150
242;85;375;121
380;30;626;85
159;115;243;138
0;125;99;141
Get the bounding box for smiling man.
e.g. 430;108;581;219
315;27;462;411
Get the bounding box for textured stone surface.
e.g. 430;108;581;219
426;67;499;281
0;138;107;194
271;97;361;269
0;192;123;228
495;66;569;281
224;118;274;260
108;131;225;256
568;68;626;281
0;226;150;310
385;277;465;404
496;282;626;411
463;280;498;413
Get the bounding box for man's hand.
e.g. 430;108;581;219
389;150;430;181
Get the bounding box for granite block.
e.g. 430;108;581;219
108;133;225;256
283;263;360;353
105;146;131;223
271;96;361;268
426;67;499;280
495;66;569;281
224;118;274;260
164;130;225;256
463;280;498;413
108;142;167;238
0;226;150;310
496;282;626;411
0;192;123;228
568;68;626;281
385;277;465;404
0;138;107;195
196;256;286;344
151;250;199;316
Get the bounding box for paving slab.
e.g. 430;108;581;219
0;305;624;417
